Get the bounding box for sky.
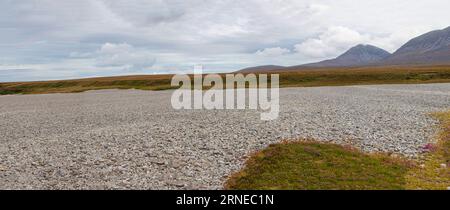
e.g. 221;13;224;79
0;0;450;82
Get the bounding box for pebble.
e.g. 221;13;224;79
0;83;449;189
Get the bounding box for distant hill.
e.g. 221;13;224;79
382;26;450;65
301;44;391;68
237;65;285;73
237;44;392;72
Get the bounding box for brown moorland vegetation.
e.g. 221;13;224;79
1;65;450;95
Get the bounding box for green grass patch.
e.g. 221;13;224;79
225;141;412;190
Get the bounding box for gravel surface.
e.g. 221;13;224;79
0;83;449;189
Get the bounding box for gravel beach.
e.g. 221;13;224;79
1;83;449;189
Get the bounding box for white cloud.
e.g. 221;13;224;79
203;23;250;38
94;43;155;71
306;4;330;15
1;0;450;81
256;47;291;57
99;43;133;55
295;26;370;58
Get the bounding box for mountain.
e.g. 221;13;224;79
238;65;285;73
236;26;450;73
301;44;391;68
237;45;390;73
382;26;450;65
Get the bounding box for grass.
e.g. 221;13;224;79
277;65;450;87
225;141;412;190
405;111;450;190
1;65;450;95
0;75;176;95
226;111;450;190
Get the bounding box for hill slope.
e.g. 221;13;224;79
237;65;286;73
302;44;391;68
383;27;450;65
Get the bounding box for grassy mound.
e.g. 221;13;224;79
225;142;412;190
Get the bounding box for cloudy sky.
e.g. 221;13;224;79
1;0;449;82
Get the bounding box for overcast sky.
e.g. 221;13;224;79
1;0;449;82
